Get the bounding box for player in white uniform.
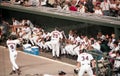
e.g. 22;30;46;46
75;50;95;76
50;28;63;59
21;19;34;30
11;17;21;35
20;24;31;43
29;27;40;45
6;35;21;75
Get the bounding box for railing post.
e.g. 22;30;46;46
95;56;99;76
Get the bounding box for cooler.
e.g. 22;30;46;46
24;48;32;54
23;44;31;49
31;46;40;55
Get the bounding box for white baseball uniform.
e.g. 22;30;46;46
50;29;63;57
29;27;40;45
77;52;94;76
6;39;20;71
21;26;31;40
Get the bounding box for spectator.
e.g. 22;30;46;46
69;0;77;11
85;0;94;13
92;0;101;7
62;0;70;11
100;0;110;16
117;2;120;16
77;3;86;14
46;0;55;7
22;0;32;6
110;0;119;17
22;0;41;7
10;0;23;5
94;5;103;15
40;0;47;6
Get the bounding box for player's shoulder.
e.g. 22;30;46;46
8;35;18;40
6;40;10;44
81;52;92;56
86;52;93;56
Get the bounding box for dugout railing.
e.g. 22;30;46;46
88;51;120;76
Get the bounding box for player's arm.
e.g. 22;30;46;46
76;61;81;69
18;38;23;43
89;54;96;68
73;42;80;50
74;61;81;74
74;55;81;74
21;31;26;37
59;32;63;42
91;59;96;75
16;39;22;45
36;37;42;42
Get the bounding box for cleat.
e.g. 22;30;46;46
17;72;21;75
74;69;79;74
16;69;21;75
52;56;56;60
58;71;66;75
9;70;16;75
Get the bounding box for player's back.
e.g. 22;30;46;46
77;52;93;65
51;30;62;41
7;39;20;54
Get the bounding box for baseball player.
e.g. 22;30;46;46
50;27;63;59
6;35;21;75
19;23;31;43
75;49;95;76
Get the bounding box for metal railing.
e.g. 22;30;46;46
88;51;120;76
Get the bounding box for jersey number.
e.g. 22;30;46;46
81;56;88;61
10;45;14;52
53;33;58;38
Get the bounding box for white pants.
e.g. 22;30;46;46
10;53;19;71
78;64;93;76
37;41;45;49
44;41;52;50
51;40;60;57
65;44;76;55
74;46;80;56
29;36;39;45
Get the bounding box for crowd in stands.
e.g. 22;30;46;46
8;0;120;17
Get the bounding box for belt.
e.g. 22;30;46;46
82;64;90;65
